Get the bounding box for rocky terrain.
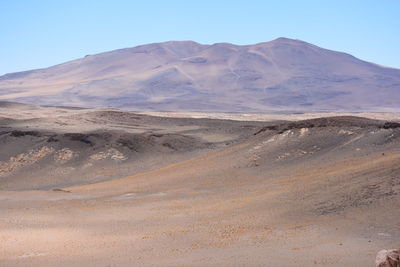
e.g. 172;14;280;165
0;38;399;112
0;102;399;266
0;102;267;190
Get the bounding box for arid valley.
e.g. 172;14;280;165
0;102;399;266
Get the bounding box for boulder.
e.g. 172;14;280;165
376;249;400;267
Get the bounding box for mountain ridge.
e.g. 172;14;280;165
1;38;399;112
3;38;400;77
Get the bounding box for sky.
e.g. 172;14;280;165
1;0;399;75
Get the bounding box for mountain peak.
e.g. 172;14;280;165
272;37;299;42
269;37;313;46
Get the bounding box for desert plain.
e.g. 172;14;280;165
0;102;399;266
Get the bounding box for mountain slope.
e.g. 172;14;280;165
1;38;399;112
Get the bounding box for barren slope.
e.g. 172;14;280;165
1;115;399;266
0;103;267;190
1;38;399;112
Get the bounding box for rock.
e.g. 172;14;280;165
90;148;127;161
54;148;76;163
376;249;400;267
52;188;71;193
0;146;55;175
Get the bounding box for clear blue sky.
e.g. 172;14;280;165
1;0;399;75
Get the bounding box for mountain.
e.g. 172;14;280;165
0;38;399;112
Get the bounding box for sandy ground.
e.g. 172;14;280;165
0;104;399;266
1;101;398;123
140;111;400;122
